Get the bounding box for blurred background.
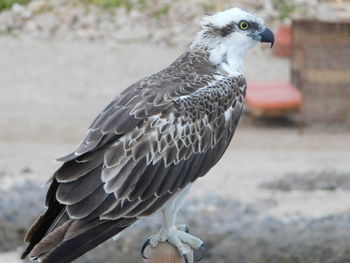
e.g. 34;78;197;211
0;0;349;262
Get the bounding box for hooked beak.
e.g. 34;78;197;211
259;28;275;48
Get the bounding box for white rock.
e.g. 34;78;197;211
11;3;32;18
27;0;50;14
0;11;13;33
60;11;78;26
77;28;103;40
23;20;39;33
79;13;97;28
34;13;61;33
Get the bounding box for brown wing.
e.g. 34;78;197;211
22;50;246;263
56;50;216;163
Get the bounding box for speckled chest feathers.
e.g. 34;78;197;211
102;50;246;172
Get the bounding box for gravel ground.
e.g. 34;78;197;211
0;0;340;45
1;37;350;262
2;180;350;263
261;170;350;192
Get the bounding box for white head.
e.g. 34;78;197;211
191;8;274;75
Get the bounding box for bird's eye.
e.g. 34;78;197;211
239;21;250;30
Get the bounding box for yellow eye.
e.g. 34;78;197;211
239;21;250;30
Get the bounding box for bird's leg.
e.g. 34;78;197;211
175;224;189;233
141;186;206;262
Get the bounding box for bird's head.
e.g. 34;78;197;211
191;8;274;74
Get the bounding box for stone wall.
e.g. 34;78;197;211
292;20;350;126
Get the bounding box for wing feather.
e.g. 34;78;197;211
138;193;173;217
140;162;171;200
128;161;163;201
104;159;136;194
55;156;103;183
116;157;148;199
101;199;140;219
66;185;109;219
126;196;161;217
169;155;194;193
156;161;185;196
56;165;102;205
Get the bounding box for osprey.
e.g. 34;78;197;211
22;7;274;263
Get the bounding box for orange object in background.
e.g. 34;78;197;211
245;81;303;130
274;25;293;57
246;81;302;111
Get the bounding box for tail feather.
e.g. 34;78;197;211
21;204;64;259
31;217;137;263
29;220;74;260
21;180;64;260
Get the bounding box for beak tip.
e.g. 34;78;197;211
259;27;275;48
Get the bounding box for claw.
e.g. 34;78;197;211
183;254;189;263
184;225;189;233
194;243;206;262
141;239;150;259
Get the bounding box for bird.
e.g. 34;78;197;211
21;7;274;263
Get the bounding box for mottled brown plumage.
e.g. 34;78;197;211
21;6;278;262
22;48;246;263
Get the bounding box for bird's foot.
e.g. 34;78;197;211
141;225;205;262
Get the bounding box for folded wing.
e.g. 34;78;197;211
22;51;246;263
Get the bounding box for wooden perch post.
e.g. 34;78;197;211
143;242;194;263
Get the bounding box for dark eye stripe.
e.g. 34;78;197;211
219;22;236;37
215;21;262;37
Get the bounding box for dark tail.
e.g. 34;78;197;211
24;217;137;263
21;180;65;259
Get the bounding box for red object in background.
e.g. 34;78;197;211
274;25;293;57
246;81;302;111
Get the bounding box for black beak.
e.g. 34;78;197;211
259;28;274;48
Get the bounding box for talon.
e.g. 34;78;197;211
185;225;189;233
183;253;189;263
141;239;150;259
194;243;206;262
